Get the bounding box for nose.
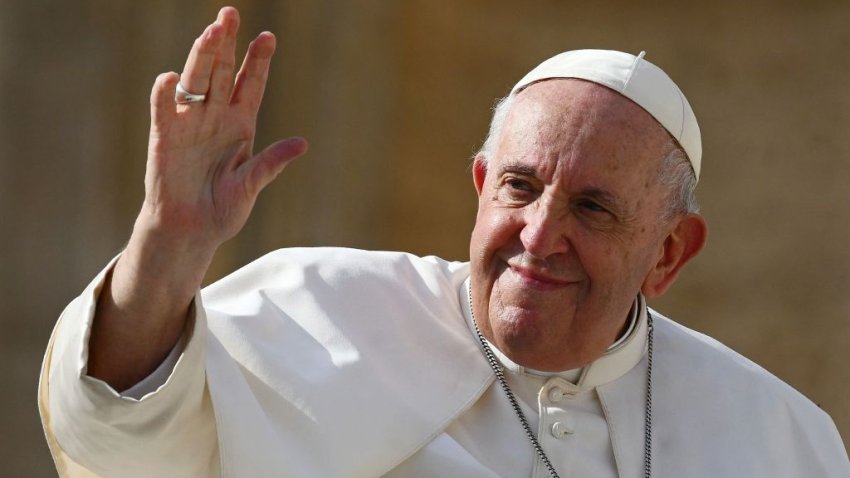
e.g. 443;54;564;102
519;201;570;259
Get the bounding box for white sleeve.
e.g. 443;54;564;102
38;256;220;478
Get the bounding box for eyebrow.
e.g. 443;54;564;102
497;163;538;177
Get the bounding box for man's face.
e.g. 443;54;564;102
469;79;675;371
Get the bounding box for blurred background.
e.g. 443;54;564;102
2;0;848;475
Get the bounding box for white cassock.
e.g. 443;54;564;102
40;248;850;477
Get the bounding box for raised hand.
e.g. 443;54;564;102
87;7;306;389
144;6;307;252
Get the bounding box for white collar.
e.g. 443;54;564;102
459;277;647;391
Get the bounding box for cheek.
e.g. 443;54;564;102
580;229;662;293
471;205;523;259
571;228;639;281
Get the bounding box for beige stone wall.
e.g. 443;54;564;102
2;0;847;474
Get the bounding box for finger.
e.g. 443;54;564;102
151;72;179;129
208;7;240;105
178;21;224;97
231;32;276;112
241;137;309;195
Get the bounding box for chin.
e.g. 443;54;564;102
486;297;588;369
490;306;554;350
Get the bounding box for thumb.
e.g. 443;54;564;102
243;136;309;194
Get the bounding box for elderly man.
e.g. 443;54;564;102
39;7;848;478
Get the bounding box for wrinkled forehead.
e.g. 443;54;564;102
499;79;672;164
512;79;665;135
509;49;701;180
492;80;674;210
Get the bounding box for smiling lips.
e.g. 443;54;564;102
507;263;576;290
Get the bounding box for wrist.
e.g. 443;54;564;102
114;212;219;309
133;203;221;263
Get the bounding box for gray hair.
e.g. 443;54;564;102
478;94;515;161
476;94;699;221
658;140;699;220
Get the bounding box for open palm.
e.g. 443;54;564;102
142;7;307;251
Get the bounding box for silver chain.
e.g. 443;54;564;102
467;285;654;478
643;313;654;478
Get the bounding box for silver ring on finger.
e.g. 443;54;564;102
175;82;206;104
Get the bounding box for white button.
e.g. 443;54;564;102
548;387;566;403
551;421;573;438
547;386;576;403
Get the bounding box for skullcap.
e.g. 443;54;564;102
511;50;702;180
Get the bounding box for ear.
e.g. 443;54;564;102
473;153;488;196
641;214;708;298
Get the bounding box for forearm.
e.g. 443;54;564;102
86;214;217;391
80;2;307;394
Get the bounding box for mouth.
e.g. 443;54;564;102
507;264;575;290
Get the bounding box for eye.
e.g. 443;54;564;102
496;176;538;204
506;178;533;192
578;200;608;214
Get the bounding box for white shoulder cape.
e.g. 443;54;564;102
40;247;849;477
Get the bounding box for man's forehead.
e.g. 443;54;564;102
512;79;657;129
499;79;671;161
491;81;671;203
509;49;701;180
